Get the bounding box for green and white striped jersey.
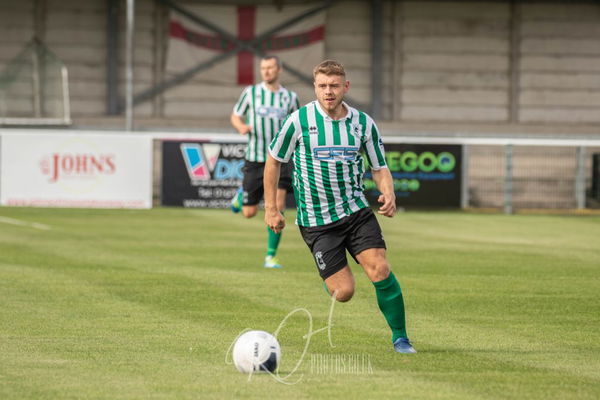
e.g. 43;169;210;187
233;82;300;162
269;100;388;227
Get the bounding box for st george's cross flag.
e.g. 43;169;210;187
166;4;325;86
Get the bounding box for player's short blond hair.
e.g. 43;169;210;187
313;60;346;79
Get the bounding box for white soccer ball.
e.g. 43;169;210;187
232;330;281;374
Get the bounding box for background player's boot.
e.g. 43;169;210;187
230;187;243;213
393;338;417;354
264;256;283;269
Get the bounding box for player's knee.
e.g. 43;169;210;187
366;260;390;282
331;286;354;302
242;207;257;218
337;290;354;302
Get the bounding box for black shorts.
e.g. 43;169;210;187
298;207;386;280
242;161;293;206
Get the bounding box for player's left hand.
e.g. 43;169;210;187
377;193;396;217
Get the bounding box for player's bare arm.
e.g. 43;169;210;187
230;113;251;135
372;167;396;217
264;155;285;233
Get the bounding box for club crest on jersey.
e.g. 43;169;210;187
315;251;326;270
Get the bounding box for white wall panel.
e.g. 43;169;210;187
0;132;153;208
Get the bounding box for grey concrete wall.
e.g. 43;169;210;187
0;0;33;64
0;0;35;116
519;3;600;124
0;0;158;117
393;1;511;123
1;0;599;126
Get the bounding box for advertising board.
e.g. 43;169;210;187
0;133;153;208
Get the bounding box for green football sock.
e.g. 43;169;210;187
372;271;407;342
266;224;283;258
266;211;283;257
266;227;281;257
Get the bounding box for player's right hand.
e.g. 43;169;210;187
265;210;285;234
239;125;252;135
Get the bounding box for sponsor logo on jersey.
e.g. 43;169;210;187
313;146;359;161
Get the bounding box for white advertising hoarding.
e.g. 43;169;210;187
0;133;153;208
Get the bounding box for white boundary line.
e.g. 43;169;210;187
0;216;51;230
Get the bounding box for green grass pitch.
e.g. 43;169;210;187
1;207;599;399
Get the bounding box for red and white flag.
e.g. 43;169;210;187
167;4;325;86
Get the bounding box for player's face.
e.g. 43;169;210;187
260;58;281;84
314;73;349;115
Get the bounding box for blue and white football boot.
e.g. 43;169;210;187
393;338;417;354
230;187;243;213
264;256;283;269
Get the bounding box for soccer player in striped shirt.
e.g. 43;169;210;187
230;55;300;269
264;60;416;353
